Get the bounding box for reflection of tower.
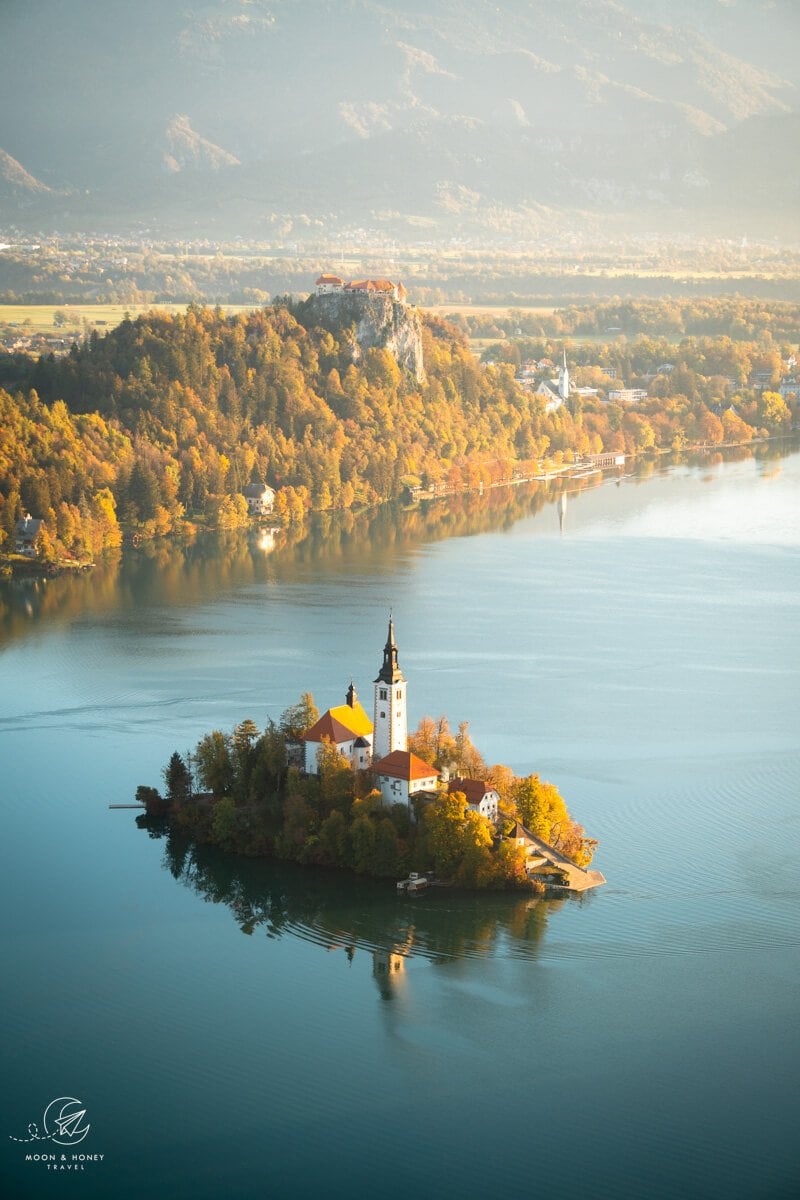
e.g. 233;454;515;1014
558;350;570;401
373;613;407;761
371;950;407;1001
557;490;567;535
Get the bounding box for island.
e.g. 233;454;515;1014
135;615;605;894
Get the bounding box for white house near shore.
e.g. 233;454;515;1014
447;778;500;823
14;513;43;556
242;483;275;515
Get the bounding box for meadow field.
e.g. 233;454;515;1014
0;302;255;335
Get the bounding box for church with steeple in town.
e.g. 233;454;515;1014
301;615;439;809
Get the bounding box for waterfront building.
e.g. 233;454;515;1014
447;778;500;823
14;513;43;556
241;482;275;515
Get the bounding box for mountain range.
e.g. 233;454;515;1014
0;0;797;239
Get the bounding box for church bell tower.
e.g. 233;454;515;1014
558;349;570;401
373;613;407;761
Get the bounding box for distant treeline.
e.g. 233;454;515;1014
447;298;800;343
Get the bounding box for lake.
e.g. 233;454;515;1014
1;447;798;1200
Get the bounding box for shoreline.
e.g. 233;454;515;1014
2;435;796;582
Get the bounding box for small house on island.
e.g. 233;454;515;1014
447;778;499;823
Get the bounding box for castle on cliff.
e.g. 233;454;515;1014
308;272;424;382
314;274;408;302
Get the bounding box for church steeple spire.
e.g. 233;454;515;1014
558;349;570;401
375;611;405;685
373;612;408;760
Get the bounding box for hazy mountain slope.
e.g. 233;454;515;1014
0;0;796;236
0;148;50;198
162;115;241;174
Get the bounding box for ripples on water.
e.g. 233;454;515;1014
1;447;799;1200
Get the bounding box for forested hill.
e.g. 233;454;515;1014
0;302;541;556
0;300;794;563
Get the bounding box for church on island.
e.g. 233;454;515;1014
299;616;605;892
301;615;440;808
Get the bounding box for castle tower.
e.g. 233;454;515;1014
558;350;570;401
373;613;407;761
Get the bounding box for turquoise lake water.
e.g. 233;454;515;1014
1;448;798;1199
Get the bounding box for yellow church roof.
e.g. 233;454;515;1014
328;701;373;738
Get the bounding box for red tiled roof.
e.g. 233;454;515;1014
344;279;396;294
373;750;439;781
316;274;344;285
447;778;494;805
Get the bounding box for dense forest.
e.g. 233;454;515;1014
0;298;796;563
141;704;595;891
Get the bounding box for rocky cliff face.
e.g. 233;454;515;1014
306;293;425;384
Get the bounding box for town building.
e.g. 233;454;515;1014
447;778;499;823
606;388;648;404
533;349;570;413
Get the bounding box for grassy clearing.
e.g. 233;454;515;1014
0;302;256;335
